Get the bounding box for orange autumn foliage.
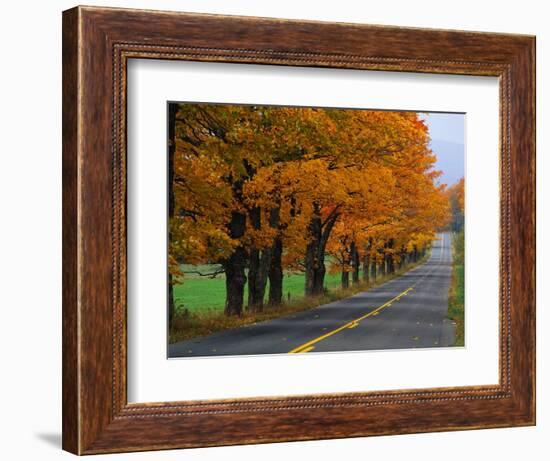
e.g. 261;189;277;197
169;103;453;314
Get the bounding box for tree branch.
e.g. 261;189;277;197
183;268;225;279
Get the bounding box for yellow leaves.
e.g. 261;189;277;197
447;178;465;213
242;221;278;250
169;217;237;269
168;254;184;284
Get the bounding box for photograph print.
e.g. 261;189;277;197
167;103;465;358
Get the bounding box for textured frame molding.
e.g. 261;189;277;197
62;6;535;455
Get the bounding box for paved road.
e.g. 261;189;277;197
169;232;455;358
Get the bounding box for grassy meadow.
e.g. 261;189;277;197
173;264;342;315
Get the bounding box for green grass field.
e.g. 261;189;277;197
173;266;343;314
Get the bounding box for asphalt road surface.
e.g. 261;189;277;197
169;232;456;358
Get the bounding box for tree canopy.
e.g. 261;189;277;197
168;104;452;318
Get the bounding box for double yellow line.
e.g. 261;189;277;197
289;234;447;354
289;286;414;353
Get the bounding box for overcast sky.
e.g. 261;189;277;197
421;112;465;186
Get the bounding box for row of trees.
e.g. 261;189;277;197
168;104;451;320
447;178;465;232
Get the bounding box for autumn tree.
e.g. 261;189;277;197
447;178;465;232
170;105;268;316
305;111;444;292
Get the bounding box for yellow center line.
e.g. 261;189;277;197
289;286;414;353
288;234;448;354
300;346;315;353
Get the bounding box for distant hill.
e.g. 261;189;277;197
430;138;465;187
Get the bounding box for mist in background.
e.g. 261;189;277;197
422;112;465;187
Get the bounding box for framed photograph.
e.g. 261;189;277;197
62;5;535;455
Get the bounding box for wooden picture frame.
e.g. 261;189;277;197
62;5;535;455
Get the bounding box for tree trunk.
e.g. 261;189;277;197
268;236;283;306
386;254;395;274
380;257;387;277
341;244;352;290
223;209;247;316
351;242;360;285
248;242;261;308
167;104;177;325
370;259;377;281
268;207;283;306
386;240;395;274
305;213;322;296
363;253;370;284
305;203;339;296
247;207;273;312
341;269;350;289
305;226;326;296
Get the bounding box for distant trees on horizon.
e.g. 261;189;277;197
447;178;465;233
